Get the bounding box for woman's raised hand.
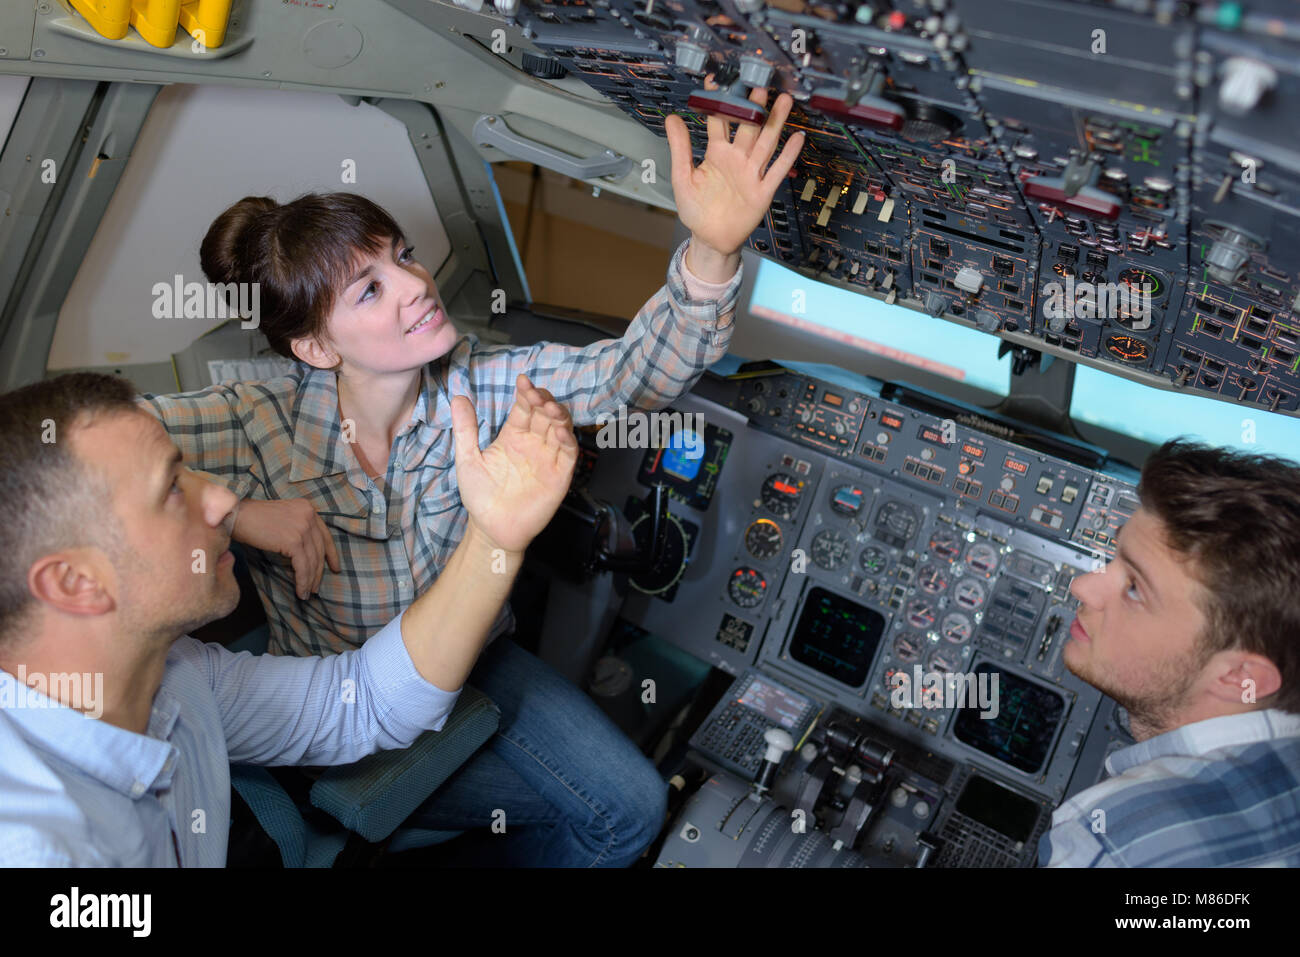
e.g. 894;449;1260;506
664;79;806;260
449;373;578;555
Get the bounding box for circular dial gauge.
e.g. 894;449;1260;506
1118;266;1163;299
929;528;962;562
859;546;888;576
728;567;768;608
964;542;1000;578
629;512;688;596
883;666;911;696
917;565;948;594
892;631;927;664
926;646;962;675
811;529;851;570
829;483;867;518
1104;334;1151;364
874;500;919;546
906;599;937;630
761;472;804;520
953;578;987;611
940;612;973;644
744;518;783;560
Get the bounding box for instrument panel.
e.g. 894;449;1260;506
584;364;1138;865
479;0;1300;416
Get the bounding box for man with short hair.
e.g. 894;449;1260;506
0;370;577;866
1041;439;1300;867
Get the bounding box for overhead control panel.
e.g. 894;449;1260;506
501;0;1300;416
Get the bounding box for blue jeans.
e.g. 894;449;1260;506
405;636;668;866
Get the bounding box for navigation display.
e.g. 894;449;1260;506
789;587;885;688
953;664;1066;775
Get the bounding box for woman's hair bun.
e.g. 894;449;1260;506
199;195;280;287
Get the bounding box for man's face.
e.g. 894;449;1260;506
71;410;241;639
1065;506;1212;731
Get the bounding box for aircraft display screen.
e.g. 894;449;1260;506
1071;365;1300;463
788;587;885;689
955;774;1041;845
637;417;733;511
748;259;1012;398
953;663;1065;775
737;677;810;730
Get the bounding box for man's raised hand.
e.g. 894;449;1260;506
449;373;578;555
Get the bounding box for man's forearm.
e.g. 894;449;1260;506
399;523;523;691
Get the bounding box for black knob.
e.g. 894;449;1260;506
522;52;567;79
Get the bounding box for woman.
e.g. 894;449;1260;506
142;85;804;866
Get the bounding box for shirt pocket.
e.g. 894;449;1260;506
417;471;463;519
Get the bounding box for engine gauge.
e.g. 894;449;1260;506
761;472;803;520
917;565;948;594
929;528;962;562
906;598;937;629
965;542;1000;578
744;518;783;560
727;567;767;609
954;578;987;611
892;631;927;664
926;646;962;675
883;667;911;700
940;612;973;644
1104;334;1151;364
1118;266;1163;299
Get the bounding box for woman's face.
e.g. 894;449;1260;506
311;236;459;376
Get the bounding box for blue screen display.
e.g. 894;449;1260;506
661;429;703;481
1071;364;1300;463
748;259;1011;397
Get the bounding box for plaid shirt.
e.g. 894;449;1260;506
140;238;741;657
1039;708;1300;866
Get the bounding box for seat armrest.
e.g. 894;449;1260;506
309;686;500;842
229;765;307;867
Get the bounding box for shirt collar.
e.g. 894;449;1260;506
1106;708;1300;776
289;365;354;483
290;364;452;481
0;669;179;800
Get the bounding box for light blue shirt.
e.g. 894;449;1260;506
1039;708;1300;867
0;611;458;866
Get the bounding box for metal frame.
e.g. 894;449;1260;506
0;78;159;388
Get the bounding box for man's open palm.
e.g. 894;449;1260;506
450;373;578;554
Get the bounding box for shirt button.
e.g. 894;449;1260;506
130;781;146;798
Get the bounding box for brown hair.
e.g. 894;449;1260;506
1138;438;1300;713
0;373;136;645
200;192;406;360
